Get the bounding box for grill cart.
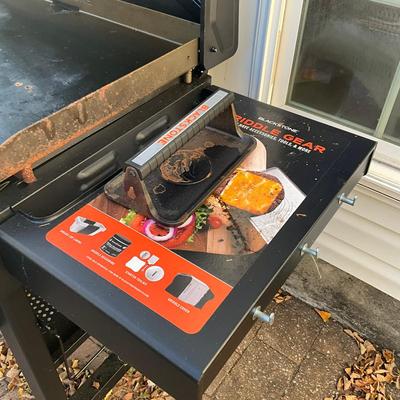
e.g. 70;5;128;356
0;1;375;399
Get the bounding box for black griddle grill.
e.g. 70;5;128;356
0;1;376;399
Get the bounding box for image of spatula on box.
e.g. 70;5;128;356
104;89;256;226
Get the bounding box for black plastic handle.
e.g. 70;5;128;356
126;89;234;179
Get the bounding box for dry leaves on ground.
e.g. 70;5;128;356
273;289;292;304
329;329;400;400
108;368;172;400
1;338;171;399
0;340;102;398
57;359;96;397
315;309;332;322
0;341;33;399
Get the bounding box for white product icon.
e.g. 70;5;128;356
178;277;210;306
126;256;146;272
69;216;106;236
140;251;151;260
145;266;164;282
147;255;159;265
139;251;159;265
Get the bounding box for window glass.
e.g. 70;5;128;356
288;0;400;141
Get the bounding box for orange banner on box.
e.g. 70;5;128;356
46;204;232;334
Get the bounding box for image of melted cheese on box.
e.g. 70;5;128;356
220;170;283;215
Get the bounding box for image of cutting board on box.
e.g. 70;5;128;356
90;138;305;255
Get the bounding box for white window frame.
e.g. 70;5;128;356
254;0;400;201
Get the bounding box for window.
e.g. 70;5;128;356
266;0;400;197
289;0;400;145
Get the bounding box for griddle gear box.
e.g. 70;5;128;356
0;1;376;400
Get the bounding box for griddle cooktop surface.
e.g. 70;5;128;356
0;0;176;143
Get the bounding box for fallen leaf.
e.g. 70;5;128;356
104;389;113;400
375;374;387;382
344;329;355;338
71;359;79;369
92;381;100;390
332;331;400;400
6;366;20;380
383;350;394;363
360;342;367;355
375;353;384;369
375;369;389;374
343;376;351;390
315;309;331;322
364;341;376;353
147;379;156;389
273;290;292;304
353;332;365;344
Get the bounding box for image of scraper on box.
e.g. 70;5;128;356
70;216;106;236
166;274;215;308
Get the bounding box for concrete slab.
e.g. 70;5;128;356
282;349;341;400
256;297;323;365
213;339;296;400
284;257;400;353
313;320;359;366
387;384;400;400
236;322;260;355
205;351;241;397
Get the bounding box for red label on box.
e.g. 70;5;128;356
46;204;232;334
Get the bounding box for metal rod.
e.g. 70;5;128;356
72;345;107;380
56;0;199;45
55;333;73;380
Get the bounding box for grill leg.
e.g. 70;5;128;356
0;262;66;400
